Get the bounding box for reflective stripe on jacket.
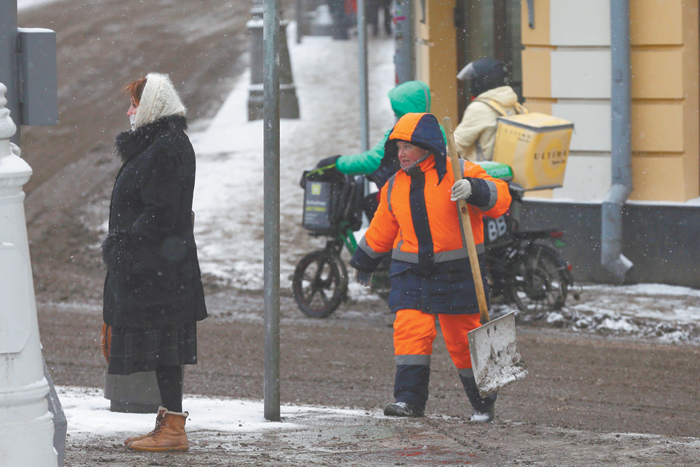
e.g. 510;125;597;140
349;112;511;314
357;156;510;265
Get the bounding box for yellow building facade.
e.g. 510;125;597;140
414;0;700;202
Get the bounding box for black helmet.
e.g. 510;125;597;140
457;58;509;97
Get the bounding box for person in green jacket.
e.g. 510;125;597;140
315;80;434;187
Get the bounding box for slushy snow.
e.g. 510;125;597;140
58;386;368;441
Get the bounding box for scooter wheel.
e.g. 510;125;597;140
508;247;568;313
292;250;348;318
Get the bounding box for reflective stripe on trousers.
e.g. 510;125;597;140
393;309;482;370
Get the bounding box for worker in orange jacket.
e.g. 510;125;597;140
349;112;511;422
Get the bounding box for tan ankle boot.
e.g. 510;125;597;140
128;410;189;452
124;406;167;445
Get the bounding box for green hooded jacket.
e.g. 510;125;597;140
335;80;432;175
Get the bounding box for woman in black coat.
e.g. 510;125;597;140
102;73;207;452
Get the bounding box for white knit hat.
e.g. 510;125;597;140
133;73;186;129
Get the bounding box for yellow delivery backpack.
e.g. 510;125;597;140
478;98;574;190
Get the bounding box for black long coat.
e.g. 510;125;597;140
102;115;207;329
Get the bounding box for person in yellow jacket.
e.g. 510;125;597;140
454;58;526;161
349;112;511;422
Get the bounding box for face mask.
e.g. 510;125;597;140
129;114;137;130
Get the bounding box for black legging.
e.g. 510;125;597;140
156;365;183;413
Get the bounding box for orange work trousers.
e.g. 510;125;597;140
393;308;481;370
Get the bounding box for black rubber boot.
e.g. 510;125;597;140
384;401;425;417
387;365;429;417
460;373;497;422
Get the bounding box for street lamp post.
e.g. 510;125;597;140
0;82;57;466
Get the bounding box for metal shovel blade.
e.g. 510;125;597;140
467;311;528;398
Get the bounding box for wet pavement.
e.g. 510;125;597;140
61;386;700;466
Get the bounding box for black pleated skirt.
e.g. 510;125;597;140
107;322;198;375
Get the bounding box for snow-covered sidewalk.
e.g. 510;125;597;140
59;386;368;439
58;385;700;466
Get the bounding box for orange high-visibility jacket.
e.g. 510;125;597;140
359;156;510;264
354;112;511;268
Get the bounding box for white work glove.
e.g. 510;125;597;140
355;270;373;287
451;179;472;201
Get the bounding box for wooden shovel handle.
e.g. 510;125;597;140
443;117;490;324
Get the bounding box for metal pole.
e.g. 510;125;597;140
358;0;369;152
0;0;20;143
296;0;303;43
357;0;370;201
393;0;414;84
262;0;281;422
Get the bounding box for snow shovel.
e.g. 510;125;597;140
442;116;528;398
